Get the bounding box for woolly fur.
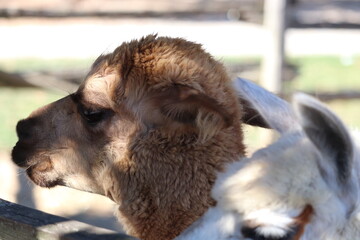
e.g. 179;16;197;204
12;35;247;240
179;79;360;240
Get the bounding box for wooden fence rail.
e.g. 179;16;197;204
0;198;136;240
279;91;360;102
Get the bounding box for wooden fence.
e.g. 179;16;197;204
0;198;136;240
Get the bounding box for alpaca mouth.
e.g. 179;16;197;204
12;142;64;188
26;161;64;188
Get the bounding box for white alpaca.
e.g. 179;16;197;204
178;78;360;240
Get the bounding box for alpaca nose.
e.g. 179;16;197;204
16;117;38;141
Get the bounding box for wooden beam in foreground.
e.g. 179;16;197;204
0;198;136;240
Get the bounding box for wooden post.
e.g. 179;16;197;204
261;0;287;94
259;0;287;144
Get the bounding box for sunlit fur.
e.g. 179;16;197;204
11;35;252;240
178;78;360;240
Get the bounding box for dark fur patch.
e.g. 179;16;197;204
238;97;270;128
241;225;297;240
300;104;353;184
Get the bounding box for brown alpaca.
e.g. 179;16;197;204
12;35;258;240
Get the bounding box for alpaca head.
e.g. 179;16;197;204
214;78;360;240
11;36;271;240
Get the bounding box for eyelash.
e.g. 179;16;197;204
78;105;111;126
71;94;113;126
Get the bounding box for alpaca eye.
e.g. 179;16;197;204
241;225;296;240
82;109;105;126
77;104;110;126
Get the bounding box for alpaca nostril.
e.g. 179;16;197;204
16;120;30;140
16;118;39;141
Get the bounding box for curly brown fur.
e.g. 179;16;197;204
12;35;246;239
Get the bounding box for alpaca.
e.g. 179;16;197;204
11;35;265;240
178;78;360;239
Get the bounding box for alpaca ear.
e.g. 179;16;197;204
147;84;232;141
293;93;355;201
238;97;270;128
234;78;299;133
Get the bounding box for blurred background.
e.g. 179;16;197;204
0;0;359;233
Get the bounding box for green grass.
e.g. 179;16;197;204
0;58;93;72
288;56;360;129
287;55;360;92
222;55;360;91
0;58;92;150
327;99;360;129
0;55;359;151
0;88;65;150
288;55;360;130
224;55;360;153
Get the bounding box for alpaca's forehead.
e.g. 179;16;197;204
222;135;326;208
255;137;322;186
76;72;119;108
250;134;317;171
84;73;117;93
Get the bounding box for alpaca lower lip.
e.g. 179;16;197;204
26;164;64;188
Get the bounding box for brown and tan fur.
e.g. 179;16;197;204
12;35;248;240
